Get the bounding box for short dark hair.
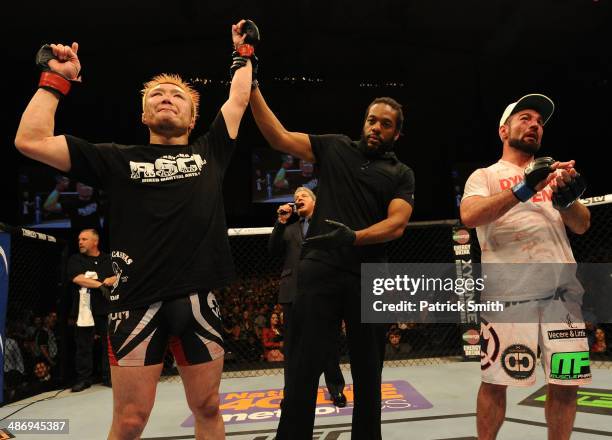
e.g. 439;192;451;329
388;328;402;337
365;97;404;134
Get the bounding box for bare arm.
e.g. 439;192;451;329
220;21;253;139
460;191;519;228
551;167;590;234
72;274;104;289
220;60;251;139
43;189;62;212
15;43;81;172
354;198;413;245
560;202;590;235
250;86;315;162
15;89;71;171
102;276;117;286
460;162;568;228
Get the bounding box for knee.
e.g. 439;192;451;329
481;382;507;397
113;406;150;438
548;384;577;403
190;392;221;420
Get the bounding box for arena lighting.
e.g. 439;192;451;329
189;76;404;87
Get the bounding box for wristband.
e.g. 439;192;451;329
236;44;255;57
511;180;535;202
39;71;71;97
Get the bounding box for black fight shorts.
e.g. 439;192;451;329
107;291;225;367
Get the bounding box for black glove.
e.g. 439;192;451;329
98;284;112;301
512;157;555;202
35;44;77;97
230;53;258;87
36;44;56;72
552;174;587;210
302;220;356;251
241;19;260;47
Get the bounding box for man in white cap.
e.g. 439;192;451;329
460;94;591;440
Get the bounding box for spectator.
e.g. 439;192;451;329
33;315;57;369
591;327;608;353
243;333;264;362
239;310;256;341
3;325;26;402
63;183;102;248
262;313;284;362
32;359;52;383
299;159;318;191
254;308;267;339
30;359;55;396
273;154;294;190
42;175;70;215
26;315;42;340
385;328;411;359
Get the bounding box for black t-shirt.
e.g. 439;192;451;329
65;112;236;311
305;134;415;273
62;195;101;233
66;252;113;316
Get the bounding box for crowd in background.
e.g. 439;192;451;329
2;278;611;402
3;310;59;401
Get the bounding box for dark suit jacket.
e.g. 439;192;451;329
268;218;306;304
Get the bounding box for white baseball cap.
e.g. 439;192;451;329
499;94;555;127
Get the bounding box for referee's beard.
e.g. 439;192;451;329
357;134;396;158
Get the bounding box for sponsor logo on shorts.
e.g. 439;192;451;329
550;351;591;380
207;292;221;319
564;313;576;328
501;344;535;380
547;329;586;340
109;311;130;333
480;320;500;370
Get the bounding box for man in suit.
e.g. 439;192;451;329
268;186;347;407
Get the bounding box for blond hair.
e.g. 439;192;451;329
294;186;316;201
141;73;200;121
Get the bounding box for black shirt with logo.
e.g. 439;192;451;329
66;252;113;317
305;134;415;274
65;113;236;312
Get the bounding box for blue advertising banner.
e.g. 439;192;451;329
0;232;11;404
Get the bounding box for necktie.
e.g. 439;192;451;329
302;218;310;236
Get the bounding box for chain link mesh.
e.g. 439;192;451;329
160;202;612;381
2;227;68;403
3;196;610;396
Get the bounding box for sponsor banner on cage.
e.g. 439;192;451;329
181;380;432;426
360;263;612;324
0;232;11;404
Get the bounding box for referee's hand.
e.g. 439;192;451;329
302;220;356;250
